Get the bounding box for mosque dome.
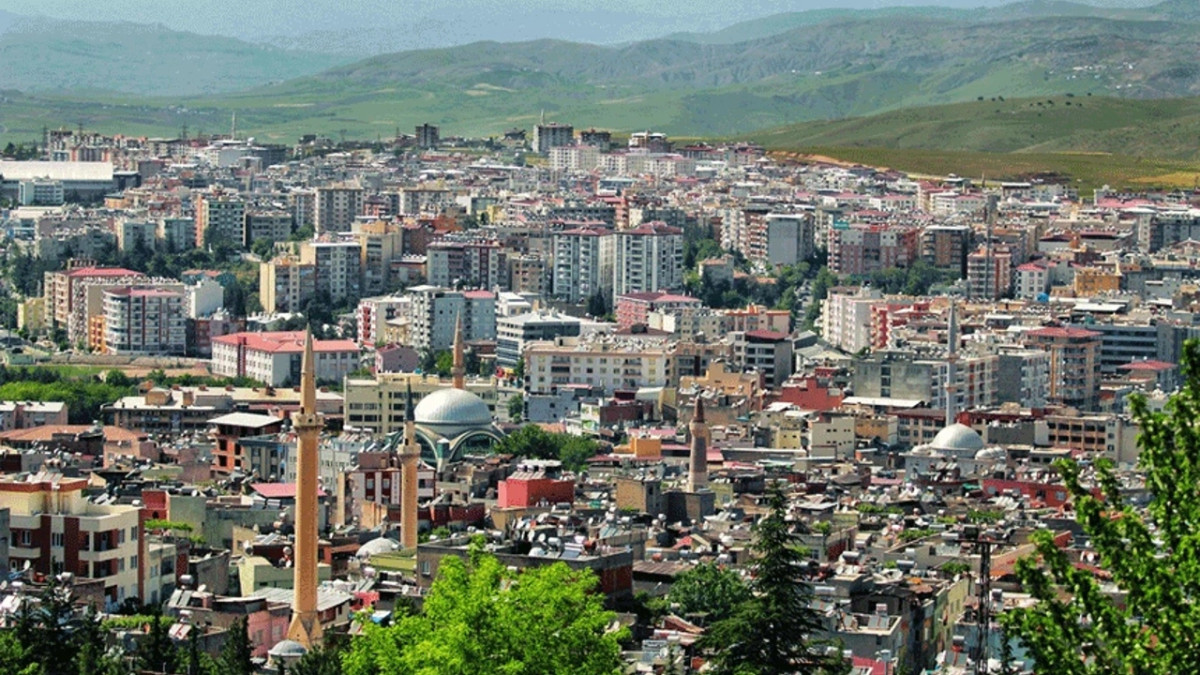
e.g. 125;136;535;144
974;447;1007;462
268;639;308;658
929;423;985;454
414;388;492;428
356;537;400;559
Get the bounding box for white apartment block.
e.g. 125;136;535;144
314;184;364;234
211;331;360;385
404;286;496;353
612;222;684;297
301;239;362;303
358;295;410;347
553;227;615;304
103;286;187;355
524;336;672;395
822;287;883;354
765;212;816;267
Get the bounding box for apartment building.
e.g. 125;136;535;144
194;190;245;247
524;336;672;395
244;210;294;247
921;225;973;275
352;220;405;295
103;287;187;355
496;313;584;367
314;183;364;234
211;331;360;385
612;221;684;297
405;286;497;353
426;239;506;290
532;123;575;154
300;239;362;304
765;213;816;267
823;287;883;354
828;224;920;276
357;295;409;348
1023;326;1103;410
259;255;317;313
552;226;615;304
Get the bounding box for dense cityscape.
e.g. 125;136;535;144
0;96;1197;674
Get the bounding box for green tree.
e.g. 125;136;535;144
507;393;524;422
586;291;608;318
1002;338;1200;673
138;604;179;674
667;562;751;624
217;617;255;675
251;238;275;260
701;484;846;675
434;350;454;377
343;549;626;675
0;626;39;675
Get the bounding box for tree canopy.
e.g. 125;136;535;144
343;547;626;675
1002;338;1200;673
493;424;600;471
665;562;750;625
700;484;847;675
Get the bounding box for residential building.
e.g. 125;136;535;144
496;313;583;367
426;239;506;289
524;336;671;395
260;255;317;313
731;330;794;387
103;286;187;355
612;221;684;297
765;213;816;267
352;220;405;295
1023;326;1103;409
921;225;973;275
823;287;883;354
828;224;920;276
314;184;364;234
211;331;360;385
415;123;440;149
194;190;245;248
615;292;701;330
966;245;1013;300
553;226;615;304
300;239;362;304
532;123;574;154
244;210;294;247
405;286;496;353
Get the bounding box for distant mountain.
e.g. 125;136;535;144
3;0;1200;144
0;13;349;96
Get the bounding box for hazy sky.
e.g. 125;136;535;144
0;0;1162;48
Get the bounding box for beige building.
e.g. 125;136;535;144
524;336;672;395
260;255;317;314
343;372;502;436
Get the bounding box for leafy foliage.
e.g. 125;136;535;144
700;484;847;675
1001;338;1200;673
343;549;626;675
666;562;751;624
217;617;255;675
493;424;600;471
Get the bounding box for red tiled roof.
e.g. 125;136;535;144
67;267;142;278
0;425;145;443
212;331;358;353
251;483;327;499
744;329;789;341
1119;359;1176;371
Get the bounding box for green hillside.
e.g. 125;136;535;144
2;2;1200;144
0;16;346;96
747;95;1200;191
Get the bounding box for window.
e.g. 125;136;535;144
131;555;138;570
51;532;64;548
19;530;31;546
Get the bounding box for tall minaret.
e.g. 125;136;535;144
687;395;708;492
945;299;959;427
287;331;323;649
399;382;421;550
451;310;466;390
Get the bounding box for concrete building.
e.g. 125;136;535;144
426;239;506;289
415;123;440;149
612;221;684;297
352;220;405;295
1024;326;1103;409
732;330;794;387
194;190;245;248
966;245;1013;300
532;123;575;154
0;160;115;202
404;286;496;353
103;286;187;355
921;225;973;275
828;224;919;276
300;239;362;304
116;219;157;253
765;213;816;267
524;336;671;395
553;226;614;304
260;255;317;314
823;287;883;354
0;472;143;611
496;312;584;367
211;331;360;386
615;292;701;330
314;184;364;234
244;210;294;247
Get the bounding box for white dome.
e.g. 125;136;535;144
356;537;399;559
414;388;492;428
930;423;985;454
268;639;308;657
975;447;1006;461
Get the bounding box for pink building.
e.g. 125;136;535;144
497;460;575;508
615;291;700;329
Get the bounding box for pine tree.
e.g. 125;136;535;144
700;483;847;675
217;616;255;675
138;604;179;674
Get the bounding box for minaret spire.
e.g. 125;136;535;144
451;309;465;390
945;299;959;427
399;380;420;550
687;394;708;492
287;329;323;649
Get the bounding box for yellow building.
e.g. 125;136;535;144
17;297;45;332
88;315;106;352
615;435;662;458
1074;266;1121;296
343;371;502;437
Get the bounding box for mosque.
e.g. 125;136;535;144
384;313;503;468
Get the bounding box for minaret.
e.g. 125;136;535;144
287;331;323;649
687;395;708;492
945;299;959;428
451;310;466;390
399;382;421;550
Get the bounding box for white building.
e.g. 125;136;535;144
765;212;816;267
314;183;364;234
553;226;615;304
186;277;225;318
612;221;684;297
404;286;496;353
822;287;883;354
524;335;671;395
211;331;360;385
103;287;187;355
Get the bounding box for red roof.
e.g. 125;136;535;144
212;331;358;353
462;290;495;299
744;329;789;341
67;266;142;278
1118;359;1176;371
251;483;327;499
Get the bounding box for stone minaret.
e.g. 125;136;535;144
688;395;708;492
288;331;323;648
451;310;466;390
945;299;959;427
399;382;421;550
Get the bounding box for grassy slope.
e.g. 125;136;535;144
749;95;1200;191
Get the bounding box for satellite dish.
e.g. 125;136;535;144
197;584;207;594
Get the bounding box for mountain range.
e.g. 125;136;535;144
0;0;1198;147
